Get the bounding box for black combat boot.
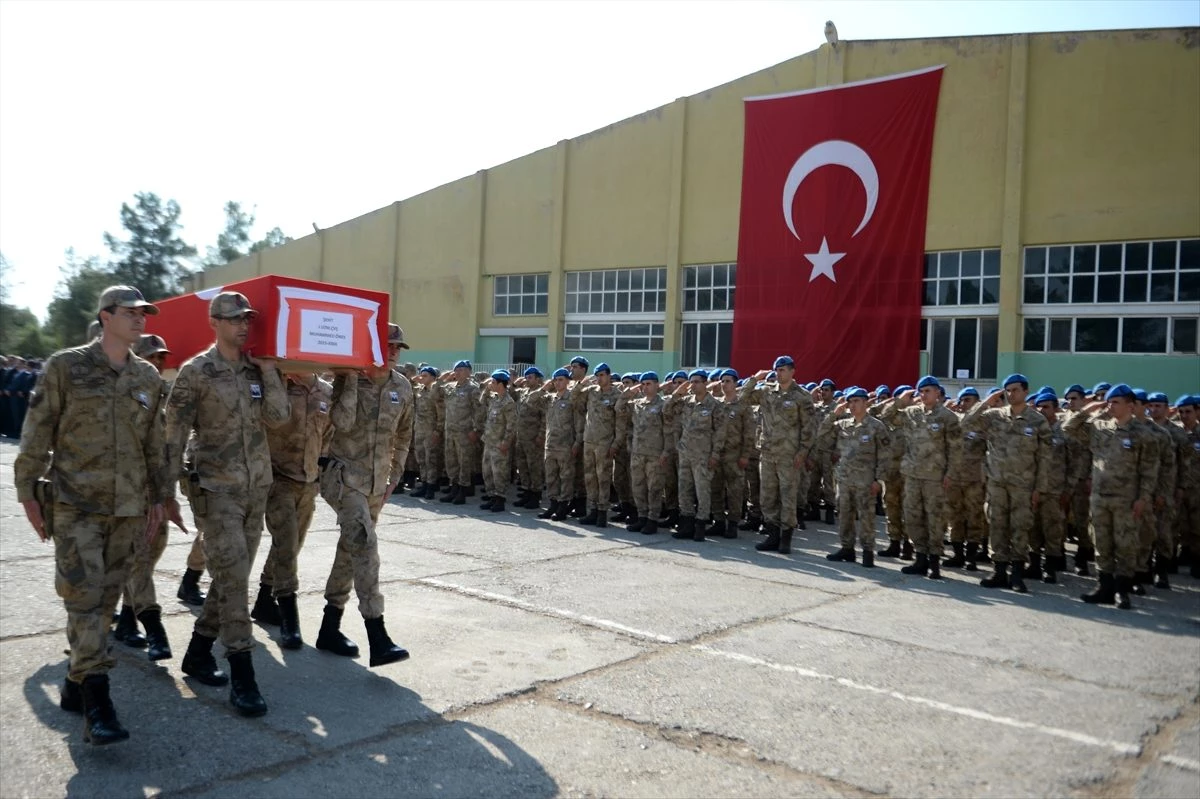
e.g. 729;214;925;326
1081;572;1117;605
627;515;647;532
944;542;966;569
451;486;466;505
1114;575;1134;610
81;674;130;745
250;584;281;626
594;509;607;527
826;547;855;562
965;542;980;572
1043;556;1058;584
1155;556;1172;590
439;484;458;503
805;504;821;521
976;541;992;564
579;508;599;526
900;553;929;576
705;517;726;538
571;497;588;518
551;501;571;521
823;507;835;525
779;528;794;555
1075;545;1092;576
693;518;706;542
659;508;679;529
276;594;303;650
181;633;229;686
315;605;360;658
227;651;268;717
538;500;558;519
738;515;762;532
877;540;901;558
177;568;206;606
642;518;659;535
672;516;696;539
522;492;542;510
756;524;781;552
980;562;1009;589
928;556;942;580
490;498;506;513
611;503;630;522
60;678;82;713
365;616;410;667
113;605;147;648
722;521;738;539
1026;553;1043;581
464;483;477;497
862;548;875;568
516;488;529;505
1010;561;1028;593
480;494;495;510
137;609;172;661
900;539;914;561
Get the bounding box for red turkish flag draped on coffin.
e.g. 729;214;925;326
731;66;944;388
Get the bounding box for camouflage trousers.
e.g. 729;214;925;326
711;457;745;519
612;446;633;504
1090;493;1140;578
516;437;544;493
193;489;268;654
1031;494;1067;558
415;426;443;485
186;531;207;571
444;429;475;485
124;520;168;614
904;477;946;556
482;444;511;497
678;453;714;520
985;482;1034;565
837;482;877;548
543;449;575;502
1136;501;1171;570
320;467;386;619
261;477;319;596
663;451;679;512
629;453;664;519
1069;482;1092;549
946;479;987;545
1176;490;1199;556
52;504;139;682
573;445;586;499
806;454;835;508
582;442;614;511
760;455;800;530
745;457;761;519
882;472;906;542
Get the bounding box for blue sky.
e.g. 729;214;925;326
1;0;1196;318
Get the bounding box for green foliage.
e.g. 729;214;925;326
44;250;113;349
103;192;198;300
0;253;51;357
249;226;293;253
205;201;255;267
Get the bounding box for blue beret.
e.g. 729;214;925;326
1177;394;1199;408
773;355;794;369
688;368;709;380
1034;391;1058;406
674;371;688;380
454;359;471;370
804;382;817;390
1036;385;1054;396
419;365;438;377
490;369;510;383
916;375;940;390
875;384;890;397
721;368;739;381
957;387;979;400
551;367;570;379
987;386;1004;396
1064;384;1086;396
1132;388;1147;402
1106;383;1133;400
845;387;868;400
895;384;913;394
766;371;777;381
738;378;748;387
640;371;659;382
523;366;544;378
593;362;611;375
1092;381;1111;394
832;390;844;399
570;356;589;368
621;372;640;381
1146;392;1168;404
820;378;835;389
1003;373;1028;388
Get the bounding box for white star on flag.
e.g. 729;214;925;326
804;237;846;283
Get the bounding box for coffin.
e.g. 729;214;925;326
144;275;390;372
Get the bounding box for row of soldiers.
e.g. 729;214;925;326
402;357;1198;612
0;354;41;438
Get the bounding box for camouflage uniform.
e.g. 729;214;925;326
1065;414;1093;546
817;412;889;548
1176;421;1200;559
514;386;547;495
1134;419;1173;573
668;392;728;522
946;422;988;546
572;382;623;512
616;393;670;520
882;402;959;556
540;389;576;503
1156;419;1188;562
261;377;334;596
442;378;483;488
806;401;836;510
612;398;634;509
1063;411;1158;579
321;371;413;618
166;346;290;653
15;340;170;683
744;407;763;522
1030;417;1069;561
662;395;684;515
414;382;445;488
711;397;755;523
738;380;816;531
870;402;907;544
480;388;517;498
124;372;173;614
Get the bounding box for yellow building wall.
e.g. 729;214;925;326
483;145;558;275
260;232;320;281
563;108;674;269
322;205;396;295
1023;29;1200;244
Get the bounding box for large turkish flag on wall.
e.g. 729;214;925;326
731;66;944;388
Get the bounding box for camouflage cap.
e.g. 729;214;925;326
209;291;257;319
387;323;410;349
98;285;158;315
134;333;171;358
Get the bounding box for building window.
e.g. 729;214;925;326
919;317;998;381
683;263;736;312
563;322;664;352
564;268;666;315
922;249;1001;307
493;273;548;316
680;321;733;368
1022;316;1199;354
1022;239;1199;305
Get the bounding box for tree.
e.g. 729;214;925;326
103;192;197;300
0;253;51;357
44;250;113;349
249;226;293;253
205;201;255;267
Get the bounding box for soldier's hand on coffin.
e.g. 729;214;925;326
248;355;280;372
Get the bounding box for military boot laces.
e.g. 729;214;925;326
81;674;129;745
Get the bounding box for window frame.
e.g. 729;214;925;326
922;248;1003;309
1020;314;1200;355
563;267;667;317
919;316;999;382
679;320;734;369
492;272;549;317
562;321;665;353
1021;238;1199;308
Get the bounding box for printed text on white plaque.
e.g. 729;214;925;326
300;309;354;356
